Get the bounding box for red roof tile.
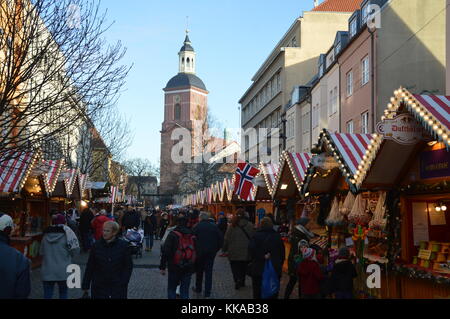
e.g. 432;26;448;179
311;0;363;12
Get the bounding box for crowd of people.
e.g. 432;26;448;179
0;204;359;300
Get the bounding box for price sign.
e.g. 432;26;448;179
418;249;432;260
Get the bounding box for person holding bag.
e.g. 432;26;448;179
248;217;285;299
222;208;255;290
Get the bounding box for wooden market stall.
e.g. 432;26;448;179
358;87;450;299
302;130;393;298
252;163;279;226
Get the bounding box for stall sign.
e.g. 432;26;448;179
376;114;426;145
418;249;432;260
311;153;339;170
420;149;450;179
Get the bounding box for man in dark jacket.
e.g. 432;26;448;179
330;247;357;299
160;216;196;299
143;210;157;252
82;221;133;299
0;213;31;299
192;212;223;298
79;207;95;252
248;217;285;299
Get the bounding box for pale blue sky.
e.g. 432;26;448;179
98;0;315;165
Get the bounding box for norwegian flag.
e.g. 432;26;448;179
233;162;260;200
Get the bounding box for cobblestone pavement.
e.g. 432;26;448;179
30;239;299;299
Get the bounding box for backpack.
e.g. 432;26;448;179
172;231;196;273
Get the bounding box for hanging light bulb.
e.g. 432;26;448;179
441;204;447;212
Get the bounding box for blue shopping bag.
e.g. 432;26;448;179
261;260;280;299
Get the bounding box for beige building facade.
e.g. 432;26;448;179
240;2;361;163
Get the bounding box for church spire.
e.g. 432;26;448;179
178;30;196;74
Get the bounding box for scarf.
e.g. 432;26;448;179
295;224;315;240
56;225;80;251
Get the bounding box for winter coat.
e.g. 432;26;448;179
217;216;228;234
248;227;285;277
159;219;169;238
122;211;141;230
82;237;133;299
297;259;324;295
160;225;196;273
91;215;112;241
330;258;357;293
0;233;30;299
193;220;223;256
39;226;79;281
287;226;312;276
143;215;157;236
79;209;94;233
223;219;255;261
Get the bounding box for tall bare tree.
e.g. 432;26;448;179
0;0;130;164
124;158;159;200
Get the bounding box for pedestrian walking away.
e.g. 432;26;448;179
0;213;31;299
160;216;196;299
143;210;157;252
248;217;285;299
222;208;255;290
192;212;224;298
82;221;133;299
330;247;357;299
79;207;95;252
39;213;80;299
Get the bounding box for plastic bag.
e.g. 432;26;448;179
261;260;280;299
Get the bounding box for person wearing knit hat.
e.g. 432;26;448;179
297;246;323;299
40;212;80;299
0;213;31;299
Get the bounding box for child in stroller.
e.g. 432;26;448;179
124;227;144;258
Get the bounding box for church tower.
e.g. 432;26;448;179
160;32;208;198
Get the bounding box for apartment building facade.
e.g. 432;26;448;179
239;0;362;163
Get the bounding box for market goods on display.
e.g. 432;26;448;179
369;192;387;230
340;192;355;216
325;197;344;226
348;194;370;224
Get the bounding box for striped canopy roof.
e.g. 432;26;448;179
273;152;313;197
260;163;280;195
58;168;79;196
0;151;39;193
391;89;450;148
32;159;64;194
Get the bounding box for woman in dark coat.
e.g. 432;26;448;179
79;208;95;252
248;217;285;299
82;221;133;299
143;212;157;251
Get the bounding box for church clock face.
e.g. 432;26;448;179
174;95;180;103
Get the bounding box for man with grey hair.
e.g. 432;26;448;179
192;212;223;298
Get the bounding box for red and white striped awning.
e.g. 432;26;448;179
387;88;450;148
329;133;374;176
78;173;88;195
260;163;280;195
0;151;39;193
273;152;313;196
58;168;79;196
32;159;64;194
225;178;233;201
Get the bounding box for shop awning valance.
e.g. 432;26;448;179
273;151;313;199
260;163;280;195
390;88;450;149
31;159;64;194
58;168;79;196
0;151;40;194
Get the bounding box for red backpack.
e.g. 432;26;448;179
173;231;196;272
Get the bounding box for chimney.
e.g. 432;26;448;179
314;0;319;7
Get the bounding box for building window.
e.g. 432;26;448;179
346;71;353;97
335;43;341;55
333;86;338;114
276;73;281;91
361;112;369;134
362;3;370;24
302;111;310;134
174;103;181;120
328;90;333;116
313;104;319;128
347;120;354;134
350;19;357;37
271;79;275;97
362;56;370;86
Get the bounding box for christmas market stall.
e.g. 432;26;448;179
252;163;279;226
359;87;450;298
271;151;314;272
301;130;390;298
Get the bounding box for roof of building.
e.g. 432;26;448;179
165;73;207;91
312;0;363;12
180;34;194;52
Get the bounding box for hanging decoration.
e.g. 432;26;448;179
369;192;387;230
348;194;370;225
340;192;356;216
326;197;344;226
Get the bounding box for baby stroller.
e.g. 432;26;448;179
124;228;144;258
